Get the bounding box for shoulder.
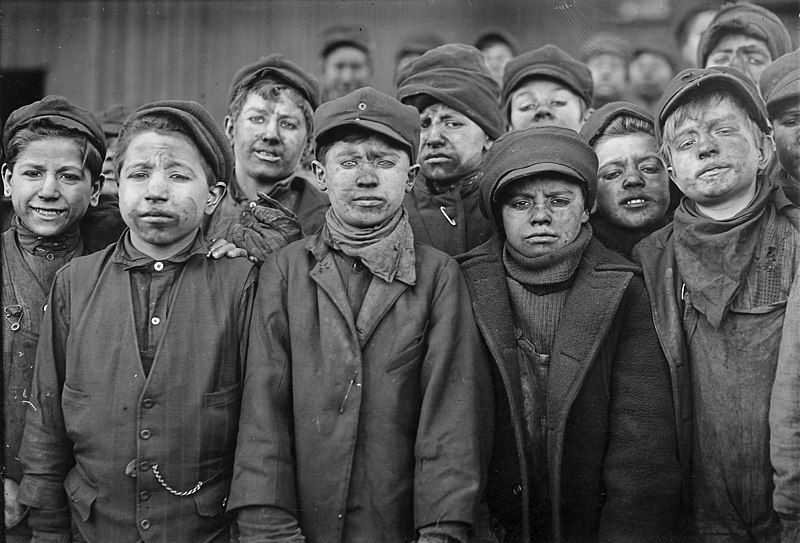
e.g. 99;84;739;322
582;238;641;275
455;235;503;268
293;173;329;205
414;242;460;279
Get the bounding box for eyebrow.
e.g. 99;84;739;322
600;152;661;168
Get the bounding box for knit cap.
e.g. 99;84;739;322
580;101;653;147
396;43;504;140
759;50;800;116
228;54;320;110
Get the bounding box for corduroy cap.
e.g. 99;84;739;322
396;43;504;140
228;54;320;110
482;126;598;223
122;100;234;185
580;101;654;147
3;95;106;158
321;26;372;59
655;66;770;140
502;45;594;116
314;87;421;163
760;50;800;116
698;3;792;68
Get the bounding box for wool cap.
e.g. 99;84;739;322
580;101;654;147
123;100;234;185
655;66;770;140
581;33;633;63
3;95;106;158
321;26;372;59
396;33;445;64
396;43;504;140
502;45;594;115
474;28;520;56
482;126;598;223
228;54;320;110
759;50;800;116
698;3;792;67
96;104;130;139
314;87;421;163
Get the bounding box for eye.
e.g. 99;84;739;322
747;55;766;66
279;119;298;129
59;172;83;182
640;163;662;175
444;120;463;129
601;169;621;181
340;160;357;168
517;103;535;112
709;53;730;64
376;159;396;168
549;197;572;207
551;99;567;107
508;199;530;210
676;138;695;151
169;172;191;181
780;116;800;128
21;169;42;178
420;118;431;129
715;127;735;136
127;171;149;180
248;115;265;124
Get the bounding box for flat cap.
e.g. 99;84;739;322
396;43;504;140
123;100;234;185
502;44;594;115
631;44;680;72
655;66;770;140
314;87;421;163
483;126;598;222
396;33;445;64
3;95;106;158
228;54;320;110
698;3;792;68
760;50;800;115
474;29;520;56
580;101;653;147
321;26;372;59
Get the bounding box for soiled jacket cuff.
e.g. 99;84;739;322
17;476;68;510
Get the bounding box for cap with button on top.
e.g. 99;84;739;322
227;54;320;110
759;50;800;117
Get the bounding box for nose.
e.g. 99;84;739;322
424;123;445;147
355;164;379;187
144;171;169;201
528;202;552;225
533;105;553;121
38;171;60;199
621;166;645;188
696;132;719;160
260;116;280;143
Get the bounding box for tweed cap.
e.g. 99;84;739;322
580;101;654;147
314;87;421;163
502;44;594;114
228;54;320;110
3;95;106;158
321;26;372;58
698;3;792;67
482;126;598;222
760;50;800;116
122;100;234;185
655;66;770;140
396;43;504;140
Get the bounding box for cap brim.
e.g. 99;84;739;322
508;67;586;103
492;162;587;203
766;75;800;113
316;119;414;159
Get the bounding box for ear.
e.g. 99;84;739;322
580;208;590;224
203;182;227;215
482;135;493;153
88;178;101;207
2;163;12;198
580;107;595;127
757;133;775;170
311;160;327;191
405;163;421;193
223;116;235;147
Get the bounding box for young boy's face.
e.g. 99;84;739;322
118;131;224;256
509;78;586;132
313;134;419;228
772;101;800;182
2;137;99;238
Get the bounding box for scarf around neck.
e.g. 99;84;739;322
15;215;81;257
673;179;776;328
322;207;417;285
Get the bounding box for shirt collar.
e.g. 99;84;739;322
111;228;207;270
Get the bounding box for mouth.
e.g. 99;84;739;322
423;153;451;163
351;197;385;207
138;211;177;223
525;232;559;242
697;164;730;178
619;196;652;209
253;148;283;162
30;206;67;218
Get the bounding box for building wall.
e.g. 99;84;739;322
1;0;797;125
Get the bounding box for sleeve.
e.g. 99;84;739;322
237;265;259;382
227;252;302;536
413;258;495;532
15;267;75;534
598;277;682;542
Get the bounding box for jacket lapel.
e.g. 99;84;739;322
355;278;408;347
307;238;358;336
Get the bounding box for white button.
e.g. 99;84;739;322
151;317;160;326
153;262;164;271
358;102;366;110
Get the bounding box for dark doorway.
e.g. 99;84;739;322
1;69;46;131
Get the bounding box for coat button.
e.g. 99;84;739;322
140;519;151;530
153;261;164;271
46;253;55;261
353;260;364;272
512;484;522;496
151;316;160;325
140;429;151;440
139;490;150;502
139;461;150;472
142;398;155;409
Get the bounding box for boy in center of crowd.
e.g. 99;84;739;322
229;87;493;542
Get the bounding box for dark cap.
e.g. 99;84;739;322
580;101;654;147
655;66;770;140
228;54;320;110
760;50;800;116
502;44;594;116
3;95;106;158
314;87;421;163
581;33;633;63
321;26;372;59
396;33;445;64
482;126;598;223
474;28;520;56
96;104;130;139
396;43;504;140
698;3;792;68
123;100;234;185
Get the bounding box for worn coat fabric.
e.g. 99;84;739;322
404;175;494;256
16;237;256;543
229;231;494;542
458;235;682;543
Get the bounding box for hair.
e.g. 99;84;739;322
659;90;764;163
5;119;104;186
315;126;412;165
227;76;314;151
593;114;655;148
114;112;216;186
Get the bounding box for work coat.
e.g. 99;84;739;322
229;231;494;542
458;236;682;543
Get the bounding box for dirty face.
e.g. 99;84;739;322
509;78;586;131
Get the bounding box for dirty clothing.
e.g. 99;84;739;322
589;212;668;259
16;230;257;543
458;234;682;543
229;228;494;543
404;173;494;256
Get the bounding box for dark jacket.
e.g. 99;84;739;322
229;231;493;542
458;235;682;543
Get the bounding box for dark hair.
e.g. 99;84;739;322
593;114;655;149
315;126;411;165
5;119;104;187
114;112;216;186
